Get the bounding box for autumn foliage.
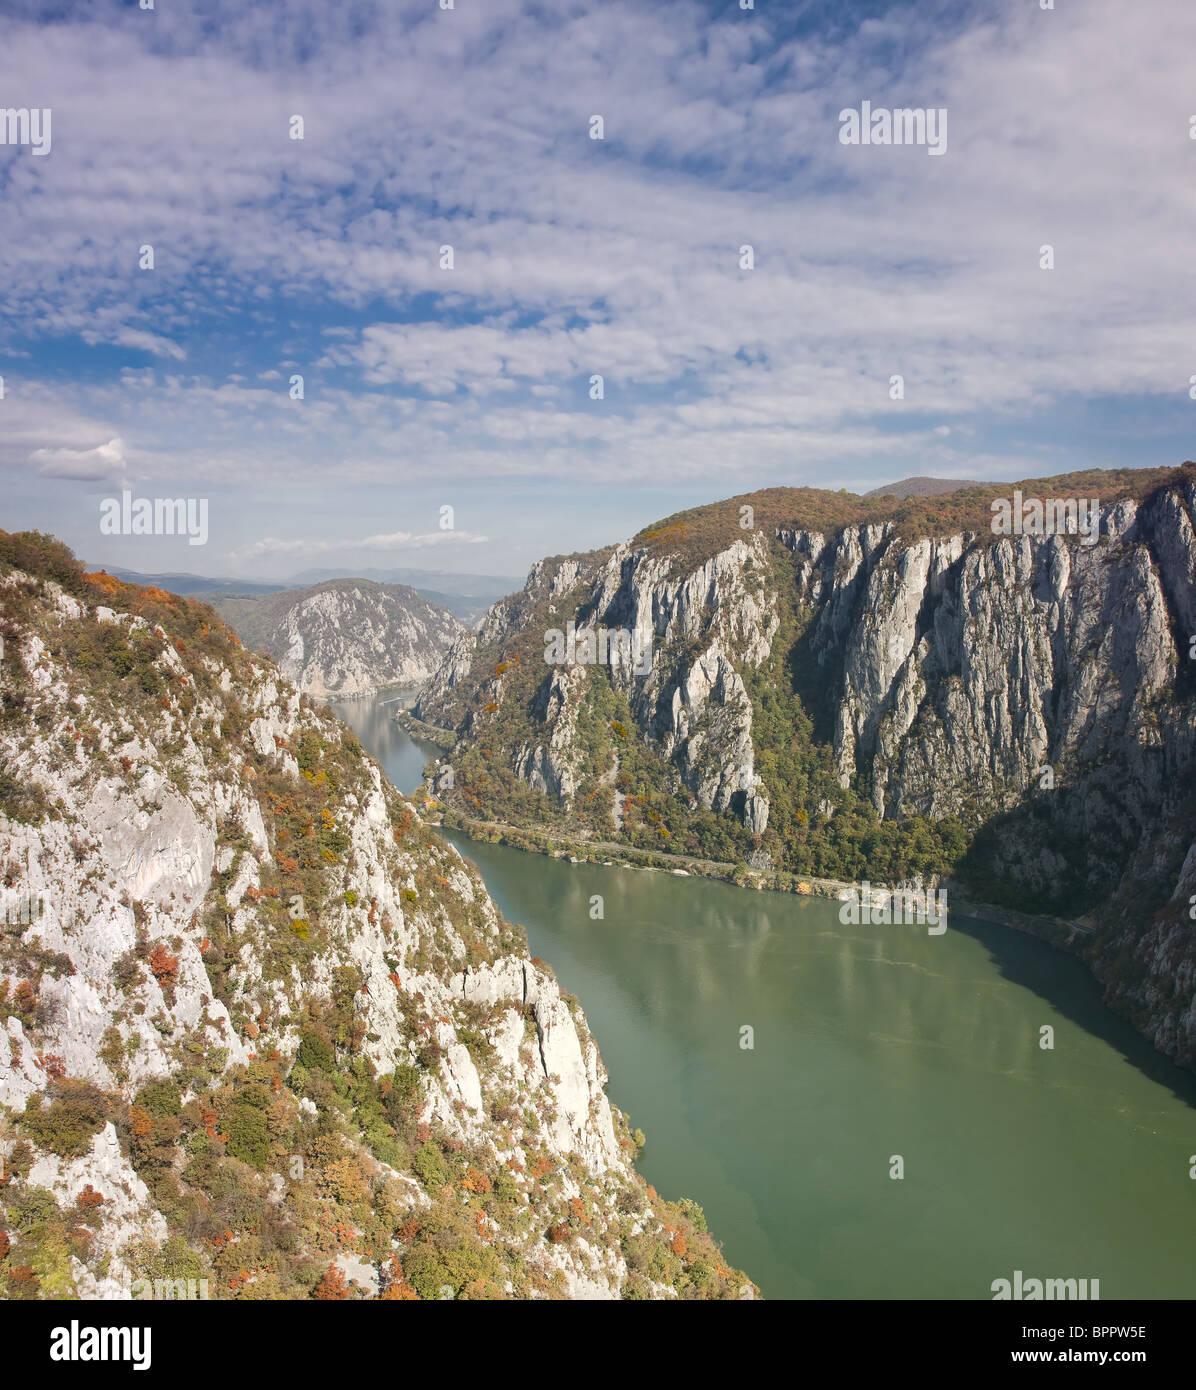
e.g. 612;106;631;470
380;1255;421;1300
381;1280;420;1300
148;943;180;985
312;1264;350;1300
128;1105;154;1140
460;1166;491;1195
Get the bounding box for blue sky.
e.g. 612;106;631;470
1;0;1193;581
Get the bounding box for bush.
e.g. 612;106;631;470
675;1196;707;1233
412;1142;448;1190
296;1026;335;1073
135;1079;182;1118
312;1264;350;1299
138;1233;208;1286
383;1065;422;1126
20;1081;109;1157
148;943;180;986
0;768;50;825
223;1103;271;1170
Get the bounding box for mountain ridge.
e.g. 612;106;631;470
205;580;464;702
413;463;1196;1073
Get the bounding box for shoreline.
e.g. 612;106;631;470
431;805;1090;953
392;705;457;751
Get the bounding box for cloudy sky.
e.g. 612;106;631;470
1;0;1193;581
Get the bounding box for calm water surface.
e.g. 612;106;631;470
337;697;1196;1300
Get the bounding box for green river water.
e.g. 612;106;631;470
333;698;1196;1300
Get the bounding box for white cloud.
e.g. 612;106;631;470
31;437;127;482
1;0;1192;518
236;529;488;559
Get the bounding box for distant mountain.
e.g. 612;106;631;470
205;579;464;701
863;476;988;499
84;564;518;623
287;567;521;616
82;565;287;597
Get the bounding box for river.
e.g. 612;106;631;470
332;696;1196;1300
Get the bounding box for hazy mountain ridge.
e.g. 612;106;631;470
0;534;753;1300
414;465;1196;1072
84;565;518;623
205;580;465;702
862;476;988;499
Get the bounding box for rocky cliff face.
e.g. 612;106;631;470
416;534;778;836
415;467;1196;1072
0;536;752;1301
208;580;463;701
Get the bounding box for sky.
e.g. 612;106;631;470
1;0;1194;582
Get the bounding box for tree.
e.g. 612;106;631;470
128;1105;154;1139
312;1264;350;1300
21;1082;109;1158
224;1102;271;1170
148;943;180;986
296;1026;335;1073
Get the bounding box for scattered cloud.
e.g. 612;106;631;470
236;529;489;559
31;436;127;483
2;0;1192;571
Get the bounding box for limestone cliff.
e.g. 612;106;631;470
0;534;752;1301
415;466;1196;1072
207;579;463;702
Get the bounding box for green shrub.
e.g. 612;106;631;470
137;1233;208;1285
20;1082;109;1157
412;1141;448;1190
135;1079;182;1118
296;1026;335;1073
223;1103;271;1170
383;1065;421;1122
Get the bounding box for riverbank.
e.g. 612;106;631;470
392;705;457;750
432;805;1089;953
386;694;1097;969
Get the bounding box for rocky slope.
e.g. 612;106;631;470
0;533;753;1300
415;466;1196;1072
206;579;463;701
